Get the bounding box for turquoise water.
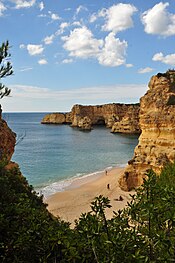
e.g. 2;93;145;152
3;113;139;196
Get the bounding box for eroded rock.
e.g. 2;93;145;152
119;70;175;190
42;103;140;133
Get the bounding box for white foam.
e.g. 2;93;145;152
38;165;125;198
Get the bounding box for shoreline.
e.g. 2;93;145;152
46;166;134;226
40;165;126;198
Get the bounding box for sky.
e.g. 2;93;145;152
1;0;175;112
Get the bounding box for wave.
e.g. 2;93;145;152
37;165;124;199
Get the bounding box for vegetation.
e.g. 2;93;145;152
0;41;13;99
1;161;175;262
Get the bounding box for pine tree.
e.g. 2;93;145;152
0;41;13;99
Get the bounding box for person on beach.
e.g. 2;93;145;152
107;183;110;189
105;170;108;176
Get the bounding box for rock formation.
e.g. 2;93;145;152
41;112;72;124
119;70;175;190
0;105;16;163
41;103;140;133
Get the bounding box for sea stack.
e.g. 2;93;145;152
119;70;175;190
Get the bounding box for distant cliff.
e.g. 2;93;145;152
119;70;175;190
41;103;140;134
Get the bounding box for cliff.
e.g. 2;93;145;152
41;103;140;133
119;70;175;190
0;105;16;163
41;112;72;124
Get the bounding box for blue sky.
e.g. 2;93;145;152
1;0;175;112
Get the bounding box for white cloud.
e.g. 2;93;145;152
62;26;103;59
0;2;6;16
19;67;33;72
60;22;70;30
19;44;25;49
98;32;127;67
62;58;73;64
76;5;88;15
126;64;133;68
43;34;55;45
38;13;47;18
39;1;44;11
89;13;97;23
138;67;154;74
72;21;81;27
56;22;70;35
101;3;137;33
62;27;128;67
10;0;36;9
152;52;175;65
7;83;147;101
48;11;60;21
38;58;47;65
26;44;44;56
141;2;175;37
3;83;147;112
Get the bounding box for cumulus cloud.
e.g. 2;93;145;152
126;64;133;68
43;34;55;45
72;21;82;27
89;13;97;23
98;32;127;67
48;11;60;21
0;2;6;16
21;44;44;56
100;3;137;33
138;67;154;74
10;0;36;9
62;26;103;58
141;2;175;37
39;1;44;11
27;44;44;56
56;22;70;35
62;26;128;67
38;58;47;65
152;52;175;65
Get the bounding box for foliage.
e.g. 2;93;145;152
0;41;13;99
0;164;73;262
2;161;175;262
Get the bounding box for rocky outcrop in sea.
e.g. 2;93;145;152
41;103;140;134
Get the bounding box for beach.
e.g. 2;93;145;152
46;167;135;226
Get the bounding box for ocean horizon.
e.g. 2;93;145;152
3;112;139;197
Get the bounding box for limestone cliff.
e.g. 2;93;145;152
41;103;140;133
0;105;16;163
119;70;175;190
41;112;72;124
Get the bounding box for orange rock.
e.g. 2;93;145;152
119;70;175;190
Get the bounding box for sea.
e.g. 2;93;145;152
3;112;139;197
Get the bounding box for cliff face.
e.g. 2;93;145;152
0;106;16;163
41;112;72;124
41;103;140;133
119;71;175;190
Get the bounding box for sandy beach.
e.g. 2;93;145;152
46;167;135;226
